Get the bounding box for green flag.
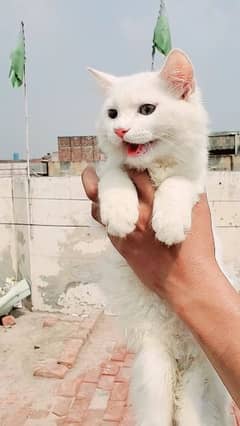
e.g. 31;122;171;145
9;29;25;88
152;0;172;61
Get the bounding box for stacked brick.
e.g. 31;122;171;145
51;344;136;425
33;311;103;380
58;136;104;163
1;309;238;425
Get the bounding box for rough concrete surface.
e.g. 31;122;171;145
0;173;240;315
0;308;239;426
0;308;128;425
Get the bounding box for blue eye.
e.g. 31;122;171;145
138;104;156;115
108;109;118;119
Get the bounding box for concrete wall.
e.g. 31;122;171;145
0;176;32;284
0;172;239;314
29;176;106;314
209;155;240;171
207;172;240;282
0;178;17;282
48;161;87;177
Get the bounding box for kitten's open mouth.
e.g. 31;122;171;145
123;141;156;157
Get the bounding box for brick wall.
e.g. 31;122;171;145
58;136;104;163
58;133;240;171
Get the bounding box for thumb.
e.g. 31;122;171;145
81;165;99;202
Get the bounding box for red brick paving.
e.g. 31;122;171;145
115;367;131;384
98;374;115;391
42;316;59;327
0;310;135;425
111;383;128;401
103;400;126;422
58;338;84;368
111;346;128;362
101;361;120;376
1;315;16;327
33;359;69;379
84;368;101;384
77;382;97;400
0;310;239;425
48;343;135;425
56;377;83;398
52;396;73;417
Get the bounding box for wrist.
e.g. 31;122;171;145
164;258;219;311
165;260;239;341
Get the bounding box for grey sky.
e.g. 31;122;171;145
0;0;239;159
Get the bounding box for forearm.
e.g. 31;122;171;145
82;166;240;406
168;262;240;407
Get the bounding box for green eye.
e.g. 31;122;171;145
138;104;156;115
108;109;118;119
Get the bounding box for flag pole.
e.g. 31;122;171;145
21;21;30;182
151;47;155;71
151;0;172;70
152;0;164;70
21;21;33;241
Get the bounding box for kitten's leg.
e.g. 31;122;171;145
152;176;199;245
98;167;139;237
175;360;209;426
130;340;175;426
175;360;234;426
203;366;234;426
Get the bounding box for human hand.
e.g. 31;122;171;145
82;166;240;411
81;166;217;310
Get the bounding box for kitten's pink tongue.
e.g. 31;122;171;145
127;143;148;156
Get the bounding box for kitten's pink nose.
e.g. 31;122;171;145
114;128;129;139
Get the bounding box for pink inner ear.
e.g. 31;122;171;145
161;50;195;100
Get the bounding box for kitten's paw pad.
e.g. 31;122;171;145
152;212;191;245
100;200;139;238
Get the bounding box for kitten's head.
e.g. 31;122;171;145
88;49;208;169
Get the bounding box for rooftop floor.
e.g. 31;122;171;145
0;308;239;425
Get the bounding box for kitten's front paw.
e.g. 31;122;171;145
100;195;139;238
152;209;191;246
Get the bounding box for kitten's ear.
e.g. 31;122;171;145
88;67;117;93
160;49;195;100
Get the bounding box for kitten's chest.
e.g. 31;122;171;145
148;158;177;186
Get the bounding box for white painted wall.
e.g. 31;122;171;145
29;176;106;314
0;172;239;314
207;172;240;282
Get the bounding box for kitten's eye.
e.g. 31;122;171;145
138;104;156;115
108;109;118;119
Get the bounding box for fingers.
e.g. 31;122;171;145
81;165;99;202
82;166;155;233
82;166;154;208
81;166;103;225
127;169;155;207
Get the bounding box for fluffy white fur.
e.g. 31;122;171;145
89;49;234;425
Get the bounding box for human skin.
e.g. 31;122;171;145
82;165;240;409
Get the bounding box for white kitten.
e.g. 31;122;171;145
88;49;234;426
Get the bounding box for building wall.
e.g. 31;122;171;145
0;178;17;283
209;155;240;171
0;163;32;288
48;161;87;177
29;176;106;314
0;172;239;314
55;133;240;174
209;131;240;154
58;136;102;162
